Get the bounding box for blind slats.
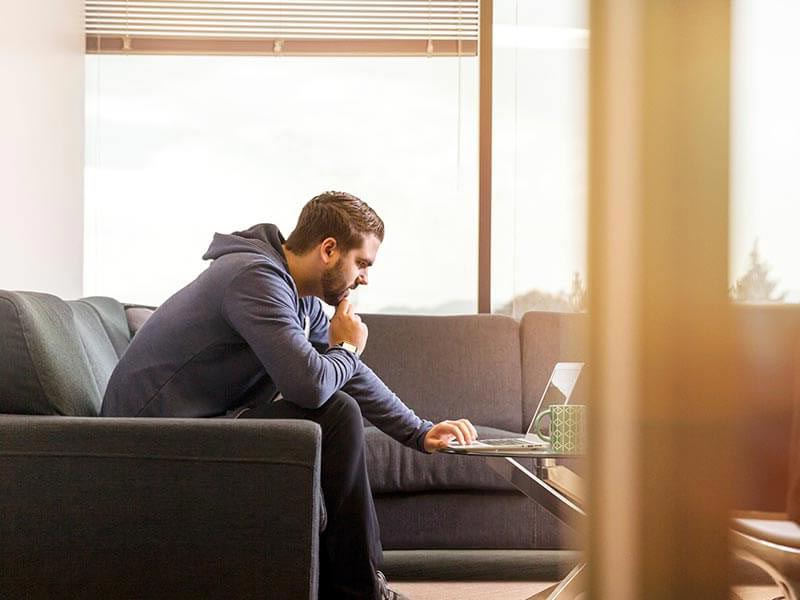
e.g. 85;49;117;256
88;10;477;18
87;0;473;6
86;0;479;55
86;1;473;9
88;30;474;37
87;18;476;28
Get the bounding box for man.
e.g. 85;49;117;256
101;191;478;600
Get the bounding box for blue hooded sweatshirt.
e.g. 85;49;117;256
101;223;434;452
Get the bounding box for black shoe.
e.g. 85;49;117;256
376;570;410;600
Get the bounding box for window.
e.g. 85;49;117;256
85;55;478;313
491;0;589;317
731;0;800;303
84;0;592;316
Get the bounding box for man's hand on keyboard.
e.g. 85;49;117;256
423;419;478;452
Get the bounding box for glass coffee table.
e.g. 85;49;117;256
441;446;587;600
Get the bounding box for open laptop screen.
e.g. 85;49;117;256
525;363;583;436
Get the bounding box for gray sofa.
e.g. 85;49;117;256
361;313;586;550
0;290;587;598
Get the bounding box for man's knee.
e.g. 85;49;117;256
324;392;363;431
326;391;360;416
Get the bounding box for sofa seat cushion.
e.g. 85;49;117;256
366;425;526;494
375;491;578;550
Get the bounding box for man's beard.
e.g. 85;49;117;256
321;260;352;306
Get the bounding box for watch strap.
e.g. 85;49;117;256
337;341;359;354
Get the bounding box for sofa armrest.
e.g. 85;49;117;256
0;415;322;599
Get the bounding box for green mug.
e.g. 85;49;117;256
532;404;587;453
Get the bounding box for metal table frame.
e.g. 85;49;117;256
443;448;587;600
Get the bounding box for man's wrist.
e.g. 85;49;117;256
420;423;436;453
335;340;359;354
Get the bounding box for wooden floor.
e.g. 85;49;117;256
388;581;782;600
381;550;572;599
380;550;784;600
731;585;784;600
390;580;556;600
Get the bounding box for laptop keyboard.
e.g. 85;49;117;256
479;438;536;446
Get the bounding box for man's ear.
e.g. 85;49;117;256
319;237;338;264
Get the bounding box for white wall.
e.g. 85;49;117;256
0;0;84;299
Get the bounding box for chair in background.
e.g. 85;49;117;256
731;338;800;599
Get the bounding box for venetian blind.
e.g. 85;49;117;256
86;0;479;56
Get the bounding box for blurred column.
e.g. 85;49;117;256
588;0;733;598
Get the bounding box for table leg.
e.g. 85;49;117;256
528;583;560;599
486;457;586;532
527;562;586;600
481;455;588;599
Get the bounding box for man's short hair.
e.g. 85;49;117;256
285;191;385;255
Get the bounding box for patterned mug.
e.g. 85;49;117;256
532;405;587;454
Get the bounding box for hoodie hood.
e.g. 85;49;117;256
202;223;287;265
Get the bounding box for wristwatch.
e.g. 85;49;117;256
337;341;359;354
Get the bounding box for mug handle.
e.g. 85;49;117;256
532;408;552;441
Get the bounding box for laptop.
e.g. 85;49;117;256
448;362;584;452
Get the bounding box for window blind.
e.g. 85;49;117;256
86;0;478;56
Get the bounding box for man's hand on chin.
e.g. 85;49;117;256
423;419;478;452
329;299;368;355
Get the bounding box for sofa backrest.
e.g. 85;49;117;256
734;303;800;511
122;309;587;434
0;291;131;416
1;289;589;431
106;308;532;431
520;311;589;428
361;313;523;431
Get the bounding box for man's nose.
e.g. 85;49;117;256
357;272;368;286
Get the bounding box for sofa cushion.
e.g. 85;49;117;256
375;491;578;550
361;314;523;432
78;296;134;358
68;302;124;402
366;425;526;494
124;304;156;337
0;291;129;416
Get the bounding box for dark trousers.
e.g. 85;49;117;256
239;391;383;600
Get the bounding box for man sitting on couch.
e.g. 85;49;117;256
101;191;478;600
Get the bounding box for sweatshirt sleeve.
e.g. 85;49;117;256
221;263;359;409
342;361;434;453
